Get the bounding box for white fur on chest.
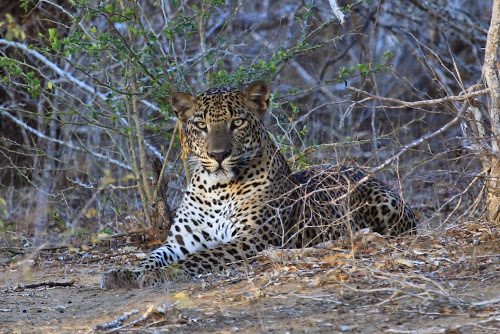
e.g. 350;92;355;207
176;181;236;246
178;171;265;239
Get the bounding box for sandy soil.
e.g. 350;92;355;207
1;222;499;334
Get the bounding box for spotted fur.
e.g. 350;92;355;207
101;81;417;289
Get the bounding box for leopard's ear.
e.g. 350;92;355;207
243;81;270;117
170;92;198;123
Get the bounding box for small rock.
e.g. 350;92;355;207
340;325;357;332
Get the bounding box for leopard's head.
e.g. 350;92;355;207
170;81;270;180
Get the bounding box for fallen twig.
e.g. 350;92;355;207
472;297;500;308
94;302;179;334
11;277;77;292
99;308;155;334
94;310;139;331
0;245;70;255
289;293;344;305
386;312;500;333
0;247;26;255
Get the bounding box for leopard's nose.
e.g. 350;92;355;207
208;150;231;165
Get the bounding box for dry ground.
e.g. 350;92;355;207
1;222;499;334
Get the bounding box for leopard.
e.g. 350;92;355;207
101;81;417;289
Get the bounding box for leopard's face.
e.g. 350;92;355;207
171;82;270;180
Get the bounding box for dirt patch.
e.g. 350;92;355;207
1;222;500;333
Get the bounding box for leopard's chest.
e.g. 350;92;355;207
185;177;264;215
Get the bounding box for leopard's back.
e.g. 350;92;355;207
286;166;417;247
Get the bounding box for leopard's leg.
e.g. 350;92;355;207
353;179;417;235
101;268;141;289
137;234;268;287
101;242;202;289
101;214;235;289
102;232;269;289
100;242;186;289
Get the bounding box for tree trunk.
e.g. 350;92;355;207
488;158;500;223
483;0;500;223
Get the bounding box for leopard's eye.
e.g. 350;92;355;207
232;119;244;127
195;121;207;130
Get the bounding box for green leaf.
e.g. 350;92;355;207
129;26;138;35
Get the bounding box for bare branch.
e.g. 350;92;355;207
328;0;345;25
346;86;491;109
1;108;132;171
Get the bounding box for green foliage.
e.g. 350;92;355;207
1;13;26;40
51;209;68;230
99;228;115;235
73;227;91;236
25;71;42;97
48;28;61;50
337;57;393;84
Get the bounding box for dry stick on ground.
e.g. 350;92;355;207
10;277;77;292
94;302;179;334
0;247;26;255
93;310;139;331
385;313;500;334
472;297;500;309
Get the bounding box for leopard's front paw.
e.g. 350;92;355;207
137;265;188;288
166;264;189;282
101;269;140;289
137;268;168;288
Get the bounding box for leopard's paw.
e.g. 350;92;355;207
137;269;167;288
101;269;140;289
165;263;189;281
137;265;188;288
